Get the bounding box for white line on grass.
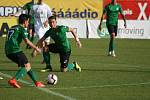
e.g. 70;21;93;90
0;72;76;100
48;81;150;90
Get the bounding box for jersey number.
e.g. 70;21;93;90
7;29;14;40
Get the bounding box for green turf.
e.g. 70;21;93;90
0;37;150;100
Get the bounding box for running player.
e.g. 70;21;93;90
5;14;45;88
99;0;126;57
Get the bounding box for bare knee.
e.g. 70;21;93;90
111;33;115;39
25;63;31;72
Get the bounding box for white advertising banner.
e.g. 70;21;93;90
57;19;87;38
87;20;100;38
117;20;150;39
87;20;150;39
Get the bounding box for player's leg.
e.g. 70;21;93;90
111;25;118;57
26;24;35;49
41;43;58;72
41;37;50;64
59;51;81;72
30;24;35;43
107;25;116;57
41;44;52;72
25;63;45;87
73;61;81;72
7;52;28;88
7;52;45;88
59;51;71;72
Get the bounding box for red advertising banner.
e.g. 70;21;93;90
103;0;150;20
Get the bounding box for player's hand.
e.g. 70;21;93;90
77;41;82;48
37;41;43;48
43;21;48;28
124;23;127;28
31;47;41;57
31;49;37;57
35;47;41;53
99;24;102;31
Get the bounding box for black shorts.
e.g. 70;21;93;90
6;52;28;67
47;43;71;68
28;24;35;33
107;25;118;36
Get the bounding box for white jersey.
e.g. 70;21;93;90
32;3;52;40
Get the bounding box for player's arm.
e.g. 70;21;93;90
24;38;41;53
44;5;52;28
120;13;127;28
99;5;107;31
36;36;46;48
119;6;127;28
68;27;82;48
99;12;106;31
36;30;50;48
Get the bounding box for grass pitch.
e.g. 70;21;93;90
0;37;150;100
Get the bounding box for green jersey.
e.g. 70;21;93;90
5;25;28;55
23;2;34;25
104;3;123;26
44;25;71;52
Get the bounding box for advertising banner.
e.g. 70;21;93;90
0;0;30;36
45;0;102;19
88;20;150;39
57;19;87;38
117;20;150;39
0;0;102;37
103;0;150;20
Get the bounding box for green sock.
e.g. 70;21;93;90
27;69;37;83
111;39;114;51
43;51;51;68
109;38;114;52
15;67;26;80
67;63;75;71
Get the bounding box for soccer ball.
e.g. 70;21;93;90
47;74;58;85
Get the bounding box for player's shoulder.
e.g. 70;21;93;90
32;4;39;9
11;25;21;30
23;2;32;7
10;25;26;34
58;25;68;29
116;3;122;7
105;3;111;9
26;2;32;5
106;3;111;7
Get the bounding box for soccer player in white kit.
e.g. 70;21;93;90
31;0;53;72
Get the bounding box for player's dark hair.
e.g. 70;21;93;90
18;14;29;24
48;15;56;20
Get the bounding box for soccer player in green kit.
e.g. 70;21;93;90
37;15;82;72
11;0;35;49
5;14;45;88
99;0;126;57
22;0;35;49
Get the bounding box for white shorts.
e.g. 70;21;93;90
35;26;50;43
